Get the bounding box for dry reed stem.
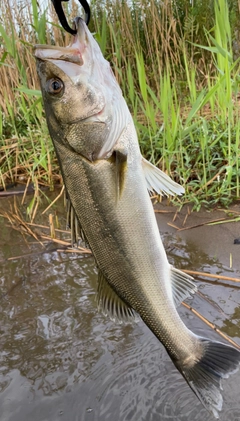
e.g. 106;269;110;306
0;208;90;253
28;222;67;233
168;216;237;231
56;247;92;254
182;269;240;283
182;302;240;350
21;177;31;204
42;185;65;214
1;0;240;192
0;0;227;117
196;290;225;315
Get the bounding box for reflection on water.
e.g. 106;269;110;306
0;197;240;421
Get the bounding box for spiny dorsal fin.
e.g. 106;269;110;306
97;270;139;323
142;157;185;196
66;194;90;248
170;266;197;307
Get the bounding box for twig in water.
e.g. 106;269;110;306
196;290;225;315
57;248;92;254
182;302;240;350
0;276;26;299
169;217;226;231
182;269;240;283
42;185;64;214
21;176;31;205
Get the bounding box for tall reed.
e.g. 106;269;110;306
0;0;240;210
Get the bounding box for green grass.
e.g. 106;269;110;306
0;0;240;215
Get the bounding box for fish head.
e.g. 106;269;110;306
34;17;129;161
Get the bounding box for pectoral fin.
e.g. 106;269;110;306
97;270;139;323
142;157;185;196
114;149;128;201
170;266;197;307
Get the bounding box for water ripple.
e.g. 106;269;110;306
1;203;240;421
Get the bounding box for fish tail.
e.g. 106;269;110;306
176;339;240;418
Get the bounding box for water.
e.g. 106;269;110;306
0;195;240;421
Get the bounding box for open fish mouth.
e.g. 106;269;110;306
34;17;87;66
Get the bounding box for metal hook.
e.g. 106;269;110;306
78;0;90;25
51;0;91;35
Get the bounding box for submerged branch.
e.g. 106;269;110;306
182;302;240;350
182;269;240;283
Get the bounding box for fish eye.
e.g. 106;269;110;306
46;78;64;95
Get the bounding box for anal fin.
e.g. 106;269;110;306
97;270;139;323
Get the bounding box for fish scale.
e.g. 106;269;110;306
57;137;194;352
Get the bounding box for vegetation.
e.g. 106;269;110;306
0;0;240;214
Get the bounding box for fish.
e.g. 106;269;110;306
34;17;240;418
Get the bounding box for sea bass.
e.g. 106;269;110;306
34;17;240;418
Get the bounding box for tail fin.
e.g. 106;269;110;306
178;339;240;418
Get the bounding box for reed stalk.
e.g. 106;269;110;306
1;0;240;211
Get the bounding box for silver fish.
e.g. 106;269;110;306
34;17;240;418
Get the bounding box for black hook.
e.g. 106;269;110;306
78;0;90;25
51;0;91;35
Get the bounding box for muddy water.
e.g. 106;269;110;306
0;195;240;421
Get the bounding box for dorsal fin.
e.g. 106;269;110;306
142;157;185;196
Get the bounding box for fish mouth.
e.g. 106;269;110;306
34;17;87;66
